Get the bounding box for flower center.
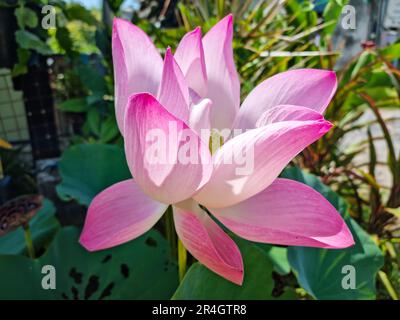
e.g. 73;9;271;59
209;130;226;155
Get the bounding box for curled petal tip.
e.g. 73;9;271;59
78;235;89;251
328;70;337;78
329;71;338;95
321;69;337;92
79;231;100;252
311;118;334;136
112;17;131;31
322;69;338;99
221;14;233;30
79;237;95;252
320;120;333;134
164;47;174;62
79;222;98;252
231;269;244;286
112;17;123;37
175;25;207;98
322;69;336;80
313;216;355;249
326;221;355;249
112;17;123;26
193;26;202;34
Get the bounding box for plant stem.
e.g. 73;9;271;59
178;239;187;282
165;207;187;281
23;223;35;259
378;271;399;300
164;206;177;259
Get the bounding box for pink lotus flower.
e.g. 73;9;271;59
79;15;354;285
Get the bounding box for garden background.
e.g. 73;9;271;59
0;0;399;300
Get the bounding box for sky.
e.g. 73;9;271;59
66;0;138;9
66;0;102;8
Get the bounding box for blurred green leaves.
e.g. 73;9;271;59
15;6;38;29
64;3;98;26
15;30;52;55
58;98;88;113
322;0;349;35
6;0;398;300
0;227;178;299
56;144;131;206
77;65;108;96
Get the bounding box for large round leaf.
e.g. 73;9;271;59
256;244;290;275
172;236;296;300
56;144;131;206
0;227;178;299
0;199;60;255
281;167;384;300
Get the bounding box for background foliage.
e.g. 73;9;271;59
0;0;399;300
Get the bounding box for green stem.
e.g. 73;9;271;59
178;239;187;282
164;206;177;259
23;223;35;259
165;207;187;281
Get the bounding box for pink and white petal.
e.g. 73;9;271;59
234;69;337;130
210;178;354;248
173;200;243;285
158;48;190;122
175;27;207;97
203;14;240;131
255;105;324;127
124;93;212;204
194;119;332;208
80;179;167;251
189;98;212;142
112;18;163;133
